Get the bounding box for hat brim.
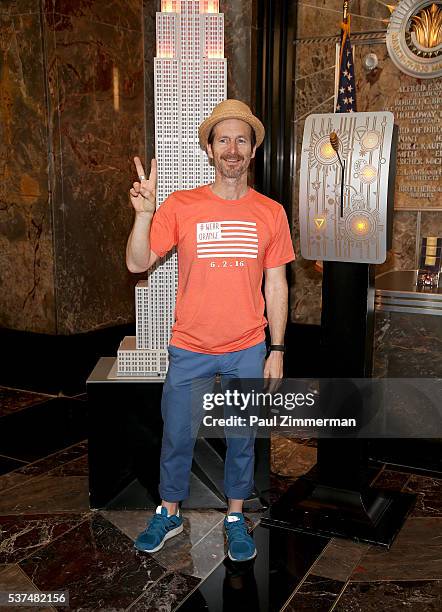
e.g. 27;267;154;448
199;113;265;150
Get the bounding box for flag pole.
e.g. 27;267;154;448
339;2;351;69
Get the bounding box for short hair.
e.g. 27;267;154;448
208;123;256;149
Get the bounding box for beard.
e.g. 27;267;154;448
214;154;251;179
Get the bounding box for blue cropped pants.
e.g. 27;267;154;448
159;340;267;502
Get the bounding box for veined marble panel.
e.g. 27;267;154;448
223;0;253;105
420;211;442;244
0;564;54;612
44;11;145;333
18;513;166;610
43;0;143;32
0;11;56;333
0;456;89;514
0;513;90;564
296;2;388;40
336;579;442;611
271;434;317;477
1;1;39;16
350;517;442;581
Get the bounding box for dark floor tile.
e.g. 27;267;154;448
178;552;266;612
0;455;27;476
0;456;90;515
23;441;88;475
128;571;200;611
404;475;442;518
102;509;226;579
180;523;329;612
0;564;55;612
350;518;442;582
0;398;88;462
268;526;329;610
0;387;55;417
334;580;442;611
371;468;411;491
19;513;166;611
0;513;90;564
285;575;345;611
311;538;370;582
0;441;88;494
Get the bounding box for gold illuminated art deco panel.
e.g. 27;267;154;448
299;112;395;264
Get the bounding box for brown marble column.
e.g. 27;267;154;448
0;0;150;334
0;0;56;333
222;0;254;105
43;0;147;334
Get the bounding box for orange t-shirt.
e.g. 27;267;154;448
150;185;295;354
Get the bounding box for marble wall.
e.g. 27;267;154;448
1;0;148;334
291;0;442;324
374;311;442;378
0;1;56;333
1;0;255;334
222;0;254;105
44;0;147;335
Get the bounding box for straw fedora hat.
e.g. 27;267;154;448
198;99;265;150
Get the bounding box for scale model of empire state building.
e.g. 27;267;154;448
116;0;227;379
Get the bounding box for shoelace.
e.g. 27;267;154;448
225;519;250;541
144;513;173;536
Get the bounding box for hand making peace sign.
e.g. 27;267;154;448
129;157;157;215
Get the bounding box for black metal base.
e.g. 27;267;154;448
261;476;416;548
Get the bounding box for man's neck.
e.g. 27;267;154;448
209;176;250;201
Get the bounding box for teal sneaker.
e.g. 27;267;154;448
224;512;257;562
134;506;183;553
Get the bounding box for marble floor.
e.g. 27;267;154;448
0;386;441;611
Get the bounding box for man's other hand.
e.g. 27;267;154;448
263;351;283;394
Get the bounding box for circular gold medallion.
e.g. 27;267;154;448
386;1;442;78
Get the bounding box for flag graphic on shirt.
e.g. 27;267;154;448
196;221;258;258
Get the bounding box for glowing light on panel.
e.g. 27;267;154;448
361;130;380;150
320;142;336;160
314;216;326;230
314;135;339;165
360;164;377;184
351;217;370;236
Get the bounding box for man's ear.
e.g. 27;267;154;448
251;144;257;160
207;143;214;160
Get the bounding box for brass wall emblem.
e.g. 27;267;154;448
386;1;442;77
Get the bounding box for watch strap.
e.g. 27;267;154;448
269;344;285;352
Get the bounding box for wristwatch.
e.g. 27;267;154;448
269;344;285;353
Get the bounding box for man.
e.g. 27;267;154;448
126;99;295;561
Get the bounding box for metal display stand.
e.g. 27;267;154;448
261;112;416;547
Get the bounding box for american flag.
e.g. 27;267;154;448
335;16;357;113
196;221;258;258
